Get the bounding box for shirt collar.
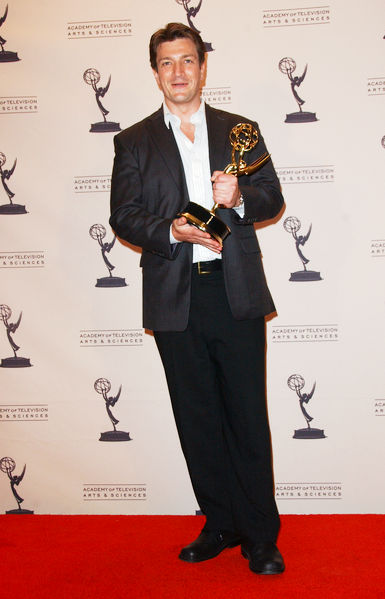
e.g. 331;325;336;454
163;101;205;129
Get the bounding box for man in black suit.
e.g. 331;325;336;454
110;22;285;575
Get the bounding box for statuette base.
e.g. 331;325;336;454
1;356;32;368
285;111;318;123
293;427;326;439
0;203;27;214
95;276;127;288
99;430;132;442
90;121;121;133
289;270;322;281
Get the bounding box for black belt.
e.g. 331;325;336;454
193;260;222;275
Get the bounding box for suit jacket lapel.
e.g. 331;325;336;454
144;104;232;211
146;107;188;199
206;104;230;173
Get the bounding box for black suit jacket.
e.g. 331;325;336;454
110;104;284;331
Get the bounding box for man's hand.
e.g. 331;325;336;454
172;216;222;254
211;171;241;208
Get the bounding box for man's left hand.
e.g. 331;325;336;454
211;171;241;208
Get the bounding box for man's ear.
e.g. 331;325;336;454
152;68;161;89
200;55;208;87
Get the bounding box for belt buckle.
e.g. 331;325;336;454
197;262;210;275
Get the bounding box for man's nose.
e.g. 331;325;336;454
173;61;184;77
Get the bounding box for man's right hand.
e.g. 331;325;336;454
172;216;222;254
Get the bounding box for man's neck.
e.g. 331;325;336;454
164;97;201;125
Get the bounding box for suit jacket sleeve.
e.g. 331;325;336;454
206;106;283;225
236;124;283;224
109;129;180;261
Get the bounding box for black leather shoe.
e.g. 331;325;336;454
179;530;242;562
241;541;285;574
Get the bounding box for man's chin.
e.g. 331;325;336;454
171;89;189;99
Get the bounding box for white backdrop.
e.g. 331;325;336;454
1;0;384;515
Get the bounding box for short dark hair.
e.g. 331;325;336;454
149;22;206;71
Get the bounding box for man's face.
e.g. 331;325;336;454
153;37;205;112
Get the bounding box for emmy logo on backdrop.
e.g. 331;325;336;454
0;457;34;514
175;0;214;51
278;57;317;123
287;374;326;439
0;153;27;214
94;378;132;442
0;304;32;367
0;4;20;62
283;216;322;281
89;224;127;288
83;68;121;133
179;123;271;243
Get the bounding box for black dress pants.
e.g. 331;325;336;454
154;268;280;543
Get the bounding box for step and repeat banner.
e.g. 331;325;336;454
1;0;384;515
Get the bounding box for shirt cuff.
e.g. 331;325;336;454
233;200;245;218
170;224;181;245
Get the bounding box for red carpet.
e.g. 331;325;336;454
1;515;384;598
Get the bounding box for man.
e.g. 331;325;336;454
110;22;285;575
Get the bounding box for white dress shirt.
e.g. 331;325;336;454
164;101;244;263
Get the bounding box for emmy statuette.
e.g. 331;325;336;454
179;123;271;244
89;224;127;288
83;68;121;133
278;57;318;123
283;216;322;281
0;304;32;368
0;5;20;62
0;153;27;214
94;378;132;442
288;374;326;439
0;457;34;514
